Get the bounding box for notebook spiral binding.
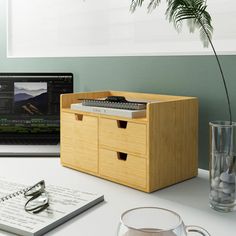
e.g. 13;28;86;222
0;186;30;203
82;99;146;110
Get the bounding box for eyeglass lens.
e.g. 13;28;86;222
24;180;49;214
24;180;45;197
25;192;49;214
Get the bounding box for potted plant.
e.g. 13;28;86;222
130;0;235;212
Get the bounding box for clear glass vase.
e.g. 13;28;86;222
209;121;236;212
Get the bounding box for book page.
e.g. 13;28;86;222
0;178;103;236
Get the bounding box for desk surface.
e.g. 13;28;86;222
0;157;235;236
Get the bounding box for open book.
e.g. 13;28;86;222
0;177;104;236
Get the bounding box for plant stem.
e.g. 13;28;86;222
197;16;234;171
197;18;232;124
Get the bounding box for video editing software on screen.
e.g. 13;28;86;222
0;73;73;136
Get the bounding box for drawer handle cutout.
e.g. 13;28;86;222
117;152;127;161
75;114;83;121
117;120;128;129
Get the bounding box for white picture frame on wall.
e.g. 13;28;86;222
7;0;236;57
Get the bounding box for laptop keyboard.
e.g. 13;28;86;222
0;138;59;145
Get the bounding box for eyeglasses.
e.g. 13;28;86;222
24;180;49;214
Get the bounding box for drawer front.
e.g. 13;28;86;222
61;112;75;138
61;113;76;165
99;149;147;189
99;118;147;156
61;112;98;173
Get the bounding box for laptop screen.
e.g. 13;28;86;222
0;73;73;141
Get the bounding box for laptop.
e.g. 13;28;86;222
0;72;73;157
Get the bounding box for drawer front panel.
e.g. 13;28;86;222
99;149;147;189
61;112;98;173
61;113;76;165
61;112;75;138
99;118;147;156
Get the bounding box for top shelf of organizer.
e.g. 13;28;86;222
61;90;196;108
60;90;197;121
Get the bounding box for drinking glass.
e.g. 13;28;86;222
209;121;236;212
117;207;210;236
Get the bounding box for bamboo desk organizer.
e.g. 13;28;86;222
60;91;198;193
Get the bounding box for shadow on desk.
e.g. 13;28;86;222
153;174;210;211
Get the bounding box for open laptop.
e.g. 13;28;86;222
0;72;73;157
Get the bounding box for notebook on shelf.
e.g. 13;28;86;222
0;73;73;157
0;177;104;236
71;96;148;118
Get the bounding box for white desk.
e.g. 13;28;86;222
0;158;235;236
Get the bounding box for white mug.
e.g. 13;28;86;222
117;207;210;236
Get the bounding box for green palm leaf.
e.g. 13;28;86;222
130;0;144;12
130;0;213;47
130;0;161;13
166;0;213;47
130;0;232;122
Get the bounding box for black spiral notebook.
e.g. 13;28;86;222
81;96;147;110
0;177;104;236
71;96;147;118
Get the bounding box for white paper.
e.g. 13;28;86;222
0;178;103;236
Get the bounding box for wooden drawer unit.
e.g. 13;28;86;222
60;91;198;192
60;112;98;174
99;118;147;155
99;149;147;190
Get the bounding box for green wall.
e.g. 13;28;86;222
1;0;235;169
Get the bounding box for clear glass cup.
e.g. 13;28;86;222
117;207;210;236
209;121;236;212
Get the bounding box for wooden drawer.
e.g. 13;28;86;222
99;118;147;156
61;112;98;173
99;148;147;189
61;113;75;165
